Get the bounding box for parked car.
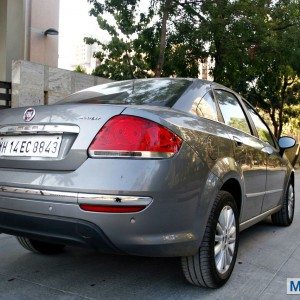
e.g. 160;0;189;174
0;78;296;288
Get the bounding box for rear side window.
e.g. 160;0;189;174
215;90;251;134
196;91;218;121
60;79;192;107
245;103;275;147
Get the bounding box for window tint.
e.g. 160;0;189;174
245;102;275;147
59;79;192;107
196;91;218;121
215;90;251;134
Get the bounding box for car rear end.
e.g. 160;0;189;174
0;79;210;257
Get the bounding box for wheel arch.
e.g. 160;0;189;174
220;178;242;215
282;170;295;205
209;157;244;216
192;157;245;253
290;171;295;187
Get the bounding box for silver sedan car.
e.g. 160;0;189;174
0;78;296;288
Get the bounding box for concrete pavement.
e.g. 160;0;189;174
0;171;299;299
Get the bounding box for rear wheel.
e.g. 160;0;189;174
16;237;65;254
271;183;295;226
181;191;239;288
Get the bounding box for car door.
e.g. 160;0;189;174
244;103;287;212
214;89;267;222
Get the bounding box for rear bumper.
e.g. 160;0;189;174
0;192;201;257
0;143;214;257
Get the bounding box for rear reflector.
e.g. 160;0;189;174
88;115;182;158
79;204;146;213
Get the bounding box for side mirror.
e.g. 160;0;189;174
278;136;296;150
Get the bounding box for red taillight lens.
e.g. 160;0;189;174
79;204;146;213
88;115;182;158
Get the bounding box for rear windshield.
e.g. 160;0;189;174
59;78;192;107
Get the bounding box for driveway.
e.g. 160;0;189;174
0;171;299;299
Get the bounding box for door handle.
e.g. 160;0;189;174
261;146;273;155
233;136;243;147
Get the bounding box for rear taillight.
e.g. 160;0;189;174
79;204;146;213
88;115;182;158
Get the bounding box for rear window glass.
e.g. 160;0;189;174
59;79;192;107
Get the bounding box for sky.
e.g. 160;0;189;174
58;0;109;70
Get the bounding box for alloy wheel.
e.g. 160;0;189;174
288;185;295;220
214;205;236;274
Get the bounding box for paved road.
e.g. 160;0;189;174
0;172;299;299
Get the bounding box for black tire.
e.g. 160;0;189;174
181;191;239;288
271;182;295;226
16;237;65;254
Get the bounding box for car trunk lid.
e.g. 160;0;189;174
0;104;126;171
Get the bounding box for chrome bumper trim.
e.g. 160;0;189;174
88;150;173;159
77;193;152;206
0;186;77;198
0;186;152;206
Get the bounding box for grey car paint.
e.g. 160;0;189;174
0;78;294;257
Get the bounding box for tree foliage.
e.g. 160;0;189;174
85;0;300;137
74;65;87;74
85;0;158;79
85;0;203;79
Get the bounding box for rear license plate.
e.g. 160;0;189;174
0;135;62;158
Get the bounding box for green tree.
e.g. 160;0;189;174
245;1;300;137
85;0;156;79
85;0;203;79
